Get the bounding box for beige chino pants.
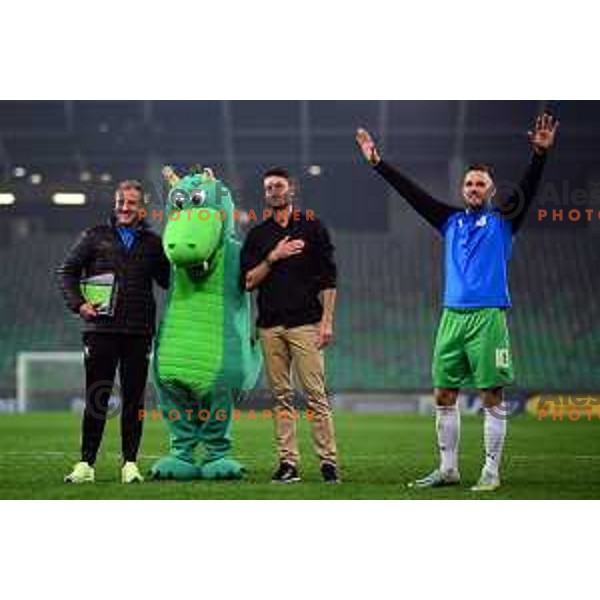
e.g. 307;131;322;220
258;323;338;467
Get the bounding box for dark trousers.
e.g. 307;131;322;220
81;332;152;465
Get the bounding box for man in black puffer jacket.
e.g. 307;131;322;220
57;179;170;484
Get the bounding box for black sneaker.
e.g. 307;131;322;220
271;462;300;484
321;462;340;484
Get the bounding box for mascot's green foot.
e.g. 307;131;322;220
150;456;202;481
199;458;246;480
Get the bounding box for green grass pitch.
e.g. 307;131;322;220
0;411;599;499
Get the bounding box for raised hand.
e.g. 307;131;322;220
528;113;559;154
356;128;381;165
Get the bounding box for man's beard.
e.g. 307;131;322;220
465;195;486;209
267;196;292;213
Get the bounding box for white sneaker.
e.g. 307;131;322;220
471;469;500;492
121;462;144;484
409;468;461;488
64;461;95;483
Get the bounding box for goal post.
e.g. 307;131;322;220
16;351;85;413
15;351;160;413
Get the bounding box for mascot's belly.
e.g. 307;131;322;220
156;292;224;391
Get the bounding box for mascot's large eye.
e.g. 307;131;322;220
191;189;206;206
170;189;187;209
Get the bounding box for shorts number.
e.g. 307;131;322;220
495;348;510;368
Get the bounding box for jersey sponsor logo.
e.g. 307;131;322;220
476;215;487;227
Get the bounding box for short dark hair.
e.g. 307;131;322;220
465;163;495;180
263;167;291;181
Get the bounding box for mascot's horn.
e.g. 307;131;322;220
161;165;180;188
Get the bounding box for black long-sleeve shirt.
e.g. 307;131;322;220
240;213;337;329
374;152;547;234
373;152;548;308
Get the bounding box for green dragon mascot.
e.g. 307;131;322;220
150;165;262;481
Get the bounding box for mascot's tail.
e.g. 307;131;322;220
223;236;263;392
242;324;263;390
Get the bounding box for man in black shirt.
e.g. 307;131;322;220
57;180;170;484
240;167;339;483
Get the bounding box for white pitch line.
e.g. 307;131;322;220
0;452;163;460
1;452;599;463
510;455;600;461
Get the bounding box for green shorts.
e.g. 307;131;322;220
432;307;514;389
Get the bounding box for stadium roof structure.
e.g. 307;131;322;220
1;100;597;182
0;100;599;233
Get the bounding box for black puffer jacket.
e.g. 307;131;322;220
57;217;170;335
